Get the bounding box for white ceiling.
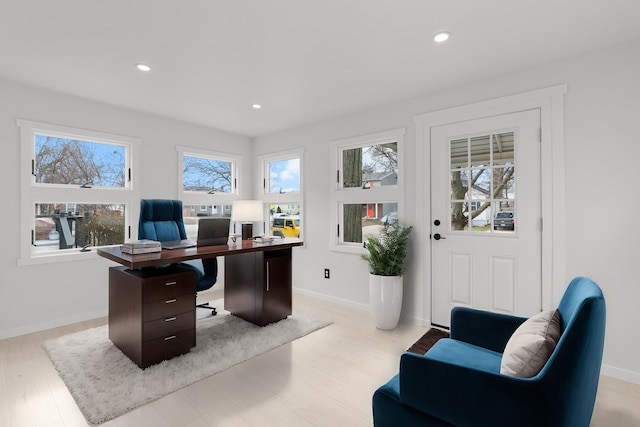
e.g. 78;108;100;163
2;1;640;137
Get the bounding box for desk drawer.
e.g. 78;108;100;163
142;271;195;302
143;310;195;342
143;294;195;322
142;328;195;368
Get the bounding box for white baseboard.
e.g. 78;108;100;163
400;313;431;328
293;287;369;312
0;309;108;340
601;364;640;385
293;287;431;328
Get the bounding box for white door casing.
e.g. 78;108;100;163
413;85;567;328
430;110;541;327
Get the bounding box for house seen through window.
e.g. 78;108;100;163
18;119;138;261
330;128;404;252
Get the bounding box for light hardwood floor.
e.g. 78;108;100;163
1;291;639;427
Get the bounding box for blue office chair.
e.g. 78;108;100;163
138;199;219;315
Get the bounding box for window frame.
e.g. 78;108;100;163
177;146;241;205
257;148;304;239
330;128;405;253
17;119;140;265
177;146;242;239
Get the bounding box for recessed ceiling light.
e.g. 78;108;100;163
252;104;262;109
433;32;451;43
136;63;151;72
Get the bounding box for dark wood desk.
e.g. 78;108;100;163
98;239;303;368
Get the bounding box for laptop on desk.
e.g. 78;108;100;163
196;217;230;246
161;217;230;249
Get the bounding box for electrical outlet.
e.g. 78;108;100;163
324;268;330;279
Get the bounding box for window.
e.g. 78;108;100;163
330;128;405;253
265;156;300;194
18;119;139;264
177;146;241;238
258;149;303;239
449;132;516;233
178;147;239;199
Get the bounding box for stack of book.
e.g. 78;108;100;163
121;240;161;254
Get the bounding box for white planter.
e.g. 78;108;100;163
369;274;403;330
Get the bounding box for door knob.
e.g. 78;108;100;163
433;233;446;240
434;219;441;226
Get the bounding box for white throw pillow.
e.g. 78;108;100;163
500;309;562;378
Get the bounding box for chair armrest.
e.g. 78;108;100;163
399;352;546;426
450;306;527;353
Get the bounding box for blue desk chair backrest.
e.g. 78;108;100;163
138;199;188;242
138;199;218;292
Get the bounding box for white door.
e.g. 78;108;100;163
430;109;542;328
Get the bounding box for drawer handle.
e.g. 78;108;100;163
165;317;177;322
165;299;177;304
165;281;177;286
164;335;177;341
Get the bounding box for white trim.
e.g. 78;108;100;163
0;306;107;340
17;119;140;265
329;128;406;253
413;85;567;323
601;364;640;385
257;148;305;239
257;147;304;201
330;127;406;149
293;287;369;312
176;145;243;205
16;119;141;146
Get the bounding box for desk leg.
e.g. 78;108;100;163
224;248;292;326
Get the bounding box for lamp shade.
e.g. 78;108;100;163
231;200;263;222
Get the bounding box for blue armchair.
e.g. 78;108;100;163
138;199;219;315
373;277;606;427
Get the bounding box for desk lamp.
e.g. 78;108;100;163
231;200;263;240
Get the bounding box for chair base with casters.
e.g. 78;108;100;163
196;301;217;316
180;257;219;317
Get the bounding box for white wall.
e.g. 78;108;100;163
0;78;253;338
2;38;638;384
255;39;640;383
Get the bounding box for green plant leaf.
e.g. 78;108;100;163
361;222;412;276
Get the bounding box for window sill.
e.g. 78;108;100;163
331;244;367;255
17;249;101;266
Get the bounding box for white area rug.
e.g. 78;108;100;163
42;301;332;425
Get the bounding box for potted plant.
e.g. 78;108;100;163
361;222;412;329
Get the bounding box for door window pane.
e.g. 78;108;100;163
469;135;490;167
471;168;491;197
34;203;125;253
35;135;126;188
450;139;467;169
342;142;398;188
492;133;515;166
493;202;515;232
450;170;468;200
493;166;515;199
449;131;516;234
